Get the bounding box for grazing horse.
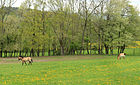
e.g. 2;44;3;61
18;56;33;65
117;53;126;60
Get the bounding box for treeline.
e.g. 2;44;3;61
0;0;140;57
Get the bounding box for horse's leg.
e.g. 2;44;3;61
28;61;31;65
30;61;32;65
123;56;125;59
27;59;33;65
22;61;24;65
25;61;27;65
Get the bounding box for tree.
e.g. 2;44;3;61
103;0;140;54
78;0;104;54
47;0;81;55
19;0;49;56
0;0;17;57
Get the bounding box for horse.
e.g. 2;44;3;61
18;56;33;65
117;53;126;60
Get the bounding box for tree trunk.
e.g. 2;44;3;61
101;45;104;54
98;34;101;54
80;47;82;55
0;49;3;57
110;47;113;55
24;50;28;57
42;48;45;56
90;43;92;55
120;44;125;53
59;38;64;55
104;44;109;55
118;47;120;55
31;48;35;57
118;31;121;55
53;49;55;56
86;41;89;54
48;49;50;56
73;49;75;55
37;49;40;57
14;50;16;57
60;45;64;55
10;51;13;57
80;10;88;54
4;50;7;57
22;49;24;57
1;15;5;34
83;48;85;55
19;50;22;56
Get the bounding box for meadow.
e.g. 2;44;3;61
0;55;140;85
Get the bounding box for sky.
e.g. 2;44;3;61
130;0;140;11
13;0;25;7
13;0;140;11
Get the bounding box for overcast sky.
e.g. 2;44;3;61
130;0;140;11
13;0;140;11
13;0;24;7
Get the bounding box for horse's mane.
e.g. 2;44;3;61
19;56;24;58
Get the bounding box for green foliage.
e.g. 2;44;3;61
0;0;140;55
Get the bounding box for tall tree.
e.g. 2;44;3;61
0;0;17;57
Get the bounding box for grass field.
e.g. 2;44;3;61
0;55;140;85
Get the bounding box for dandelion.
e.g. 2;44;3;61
22;79;25;83
87;80;91;83
117;80;120;82
16;75;19;77
4;81;6;84
45;74;47;77
32;78;34;82
58;80;62;83
41;78;45;81
70;70;72;72
103;65;107;67
36;77;40;80
47;77;51;80
138;77;140;80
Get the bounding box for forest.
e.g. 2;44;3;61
0;0;140;57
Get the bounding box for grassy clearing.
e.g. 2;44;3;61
0;55;140;85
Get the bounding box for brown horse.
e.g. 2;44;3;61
117;53;126;60
18;56;33;65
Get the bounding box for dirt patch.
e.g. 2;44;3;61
0;55;110;64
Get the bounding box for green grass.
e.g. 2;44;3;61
0;55;140;85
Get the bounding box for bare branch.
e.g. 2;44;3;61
88;0;104;17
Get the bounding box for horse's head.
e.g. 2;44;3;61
18;56;23;60
124;53;126;55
